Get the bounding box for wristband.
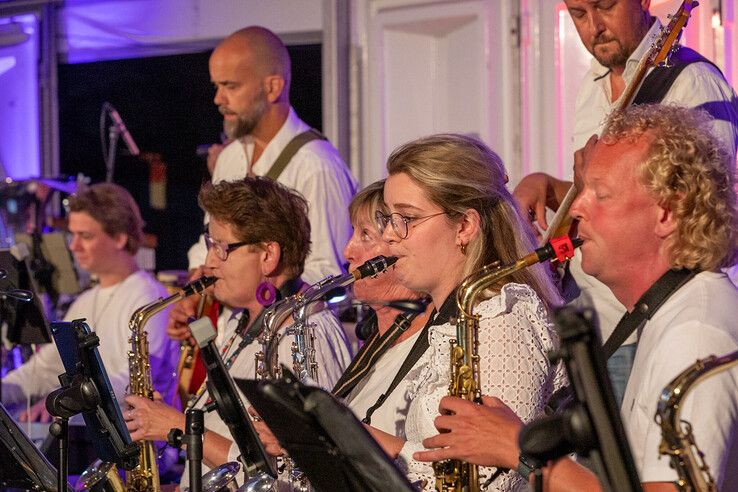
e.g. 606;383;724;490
516;452;540;479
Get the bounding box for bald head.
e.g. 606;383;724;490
215;26;291;87
209;26;292;139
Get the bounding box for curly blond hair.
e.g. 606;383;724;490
604;104;737;270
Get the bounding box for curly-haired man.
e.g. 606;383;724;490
414;104;738;491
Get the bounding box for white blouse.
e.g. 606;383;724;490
398;283;566;491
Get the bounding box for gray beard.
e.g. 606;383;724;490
223;96;268;140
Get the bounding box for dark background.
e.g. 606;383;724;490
57;44;322;271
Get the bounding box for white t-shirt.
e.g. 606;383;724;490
179;307;353;488
2;270;179;406
571;19;738;343
187;107;357;285
345;329;423;436
398;284;567;491
621;271;738;487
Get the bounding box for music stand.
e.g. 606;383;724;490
518;307;642;492
0;248;50;345
0;401;74;492
14;232;81;297
236;368;414;492
49;319;139;470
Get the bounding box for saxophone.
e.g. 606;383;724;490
259;255;398;382
254;256;397;492
77;276;216;492
433;236;581;491
656;349;738;491
126;275;216;491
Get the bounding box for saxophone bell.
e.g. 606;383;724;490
656;349;738;491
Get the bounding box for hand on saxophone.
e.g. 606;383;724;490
167;265;213;344
413;395;523;470
123;395;185;442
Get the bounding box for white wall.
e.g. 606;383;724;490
352;0;520;187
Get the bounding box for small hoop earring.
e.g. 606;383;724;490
255;281;278;306
460;243;467;255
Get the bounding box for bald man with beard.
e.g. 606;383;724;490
171;26;357;345
186;26;356;286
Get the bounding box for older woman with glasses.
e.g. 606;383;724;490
123;177;352;488
254;180;433;457
366;134;566;490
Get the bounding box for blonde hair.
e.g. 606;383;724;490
605;104;737;270
349;180;386;227
386;133;562;308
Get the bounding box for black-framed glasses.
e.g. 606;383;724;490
374;210;446;239
204;233;253;261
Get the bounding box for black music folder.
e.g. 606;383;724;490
235;368;413;492
0;402;74;492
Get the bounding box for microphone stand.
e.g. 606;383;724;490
105;122;120;183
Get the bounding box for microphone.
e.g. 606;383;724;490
104;102;140;156
0;268;6;279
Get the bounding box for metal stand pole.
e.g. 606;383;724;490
105;126;120;183
48;416;69;491
184;407;205;492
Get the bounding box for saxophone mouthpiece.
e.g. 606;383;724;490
352;255;398;280
182;275;217;296
535;236;583;264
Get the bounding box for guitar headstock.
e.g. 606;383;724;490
648;1;699;67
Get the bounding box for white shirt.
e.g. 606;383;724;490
2;270;179;406
397;284;567;491
179;307;353;488
187;108;357;285
345;329;423;436
571;19;738;343
621;271;738;487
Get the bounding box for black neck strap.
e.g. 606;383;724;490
333;310;418;399
602;268;697;358
362;290;459;425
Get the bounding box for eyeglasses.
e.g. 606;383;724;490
204;233;253;261
375;210;446;239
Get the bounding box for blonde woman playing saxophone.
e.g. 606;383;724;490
365;134;566;491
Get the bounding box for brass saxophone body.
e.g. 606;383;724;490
254;256;396;492
126;275;216;492
78;276;216;492
656;349;738;491
433;237;581;491
259;255;398;382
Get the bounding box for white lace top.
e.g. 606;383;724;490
398;283;567;491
